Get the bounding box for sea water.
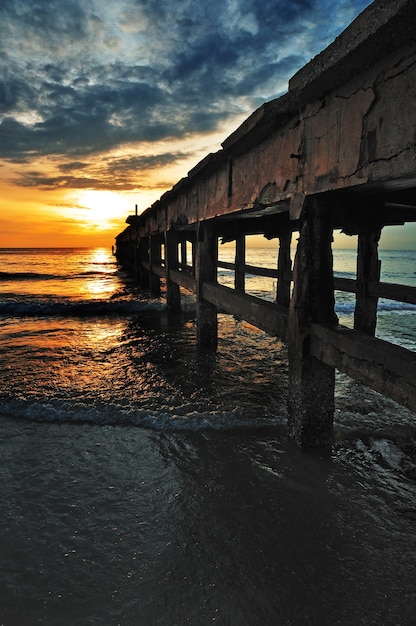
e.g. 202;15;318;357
0;247;415;625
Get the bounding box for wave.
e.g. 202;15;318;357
1;293;414;318
0;397;284;432
0;271;60;281
378;300;416;312
0;270;112;281
0;298;166;318
336;299;416;314
78;270;113;276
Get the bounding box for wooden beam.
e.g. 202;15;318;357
334;277;416;305
149;265;165;279
218;260;279;279
169;269;197;293
202;282;288;339
370;282;416;305
311;324;416;413
334;277;356;293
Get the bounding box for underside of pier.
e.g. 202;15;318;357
115;0;416;447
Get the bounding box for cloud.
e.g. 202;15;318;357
0;0;372;188
59;161;89;172
11;151;186;190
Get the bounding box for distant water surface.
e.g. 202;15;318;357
0;247;415;625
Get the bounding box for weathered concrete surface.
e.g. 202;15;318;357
116;0;416;245
289;0;416;99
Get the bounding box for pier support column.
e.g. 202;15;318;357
287;197;337;448
354;228;381;336
191;240;196;275
149;235;161;297
235;234;246;292
133;233;139;281
276;229;292;307
165;230;181;313
196;221;218;348
180;239;187;269
139;237;150;289
128;230;135;274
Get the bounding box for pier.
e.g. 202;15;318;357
115;0;416;447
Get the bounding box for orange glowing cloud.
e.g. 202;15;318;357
0;130;238;248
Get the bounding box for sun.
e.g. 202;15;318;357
77;190;128;224
63;189;135;233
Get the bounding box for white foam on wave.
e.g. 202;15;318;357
335;300;416;315
377;300;416;312
0;298;167;317
0;396;285;432
0;271;60;281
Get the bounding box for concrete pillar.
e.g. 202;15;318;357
165;230;181;313
196;221;218;347
149;235;161;296
191;240;196;275
133;234;139;281
235;234;246;292
354;229;381;335
287;196;338;448
276;229;292;306
129;231;135;270
139;237;149;289
180;239;187;269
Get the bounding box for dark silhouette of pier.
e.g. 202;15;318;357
115;0;416;447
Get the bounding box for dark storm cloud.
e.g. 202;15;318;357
1;0;91;42
104;152;189;174
13;152;186;190
0;0;372;182
15;172;131;190
59;162;89;172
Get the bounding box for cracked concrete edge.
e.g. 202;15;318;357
122;0;416;222
289;0;416;100
222;0;416;156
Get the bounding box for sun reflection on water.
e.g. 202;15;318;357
87;275;113;298
81;248;118;299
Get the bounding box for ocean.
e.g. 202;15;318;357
0;247;415;625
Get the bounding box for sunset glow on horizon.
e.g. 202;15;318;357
0;133;227;247
4;0;413;250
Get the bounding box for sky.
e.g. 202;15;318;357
3;0;411;249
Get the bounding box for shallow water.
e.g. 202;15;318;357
1;415;416;625
0;247;415;625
